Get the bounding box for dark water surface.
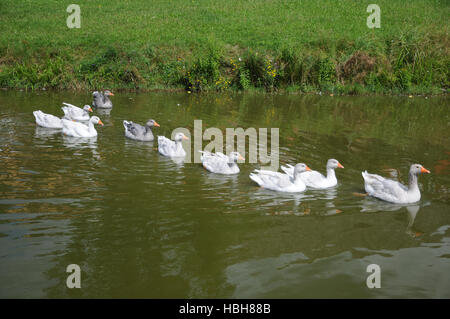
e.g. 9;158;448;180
0;91;449;298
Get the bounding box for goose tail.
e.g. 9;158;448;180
123;120;131;130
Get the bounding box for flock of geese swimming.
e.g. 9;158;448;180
32;91;431;205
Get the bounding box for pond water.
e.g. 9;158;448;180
0;90;449;298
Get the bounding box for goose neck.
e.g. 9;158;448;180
228;156;238;165
103;94;111;104
326;167;337;181
87;120;96;133
175;139;183;150
408;172;419;191
227;162;238;169
292;173;304;185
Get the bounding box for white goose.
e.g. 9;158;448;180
33;110;63;129
61;103;93;121
362;164;430;204
249;163;311;192
281;158;344;189
158;133;189;157
62;116;104;138
200;151;244;174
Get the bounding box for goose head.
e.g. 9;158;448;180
83;105;93;113
145;119;160;128
174;132;189;142
327;158;344;169
90;116;104;126
293;163;311;177
104;90;114;97
410;164;430;175
229;152;245;163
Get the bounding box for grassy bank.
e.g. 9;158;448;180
0;0;448;94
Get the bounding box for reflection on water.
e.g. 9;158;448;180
359;197;409;213
225;243;450;298
157;153;186;168
359;197;431;237
96;108;112;117
321;187;338;201
252;187;312;210
202;169;239;186
62;135;98;149
0;91;449;298
34;127;61;138
405;205;422;238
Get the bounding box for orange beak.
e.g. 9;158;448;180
182;135;189;140
88;107;93;112
108;92;114;96
305;165;311;171
154;121;160;127
421;167;430;174
338;162;344;168
98;120;104;126
239;155;245;161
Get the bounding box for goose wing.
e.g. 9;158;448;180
62;103;89;120
62;119;90;137
250;170;291;189
299;170;326;187
362;171;408;202
62;102;80;109
124;121;145;138
33;110;62;128
280;164;294;177
158;136;176;156
200;152;229;173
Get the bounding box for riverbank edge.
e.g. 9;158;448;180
1;38;448;95
1;87;449;97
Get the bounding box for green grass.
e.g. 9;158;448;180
0;0;448;93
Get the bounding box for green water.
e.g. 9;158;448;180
0;91;449;298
